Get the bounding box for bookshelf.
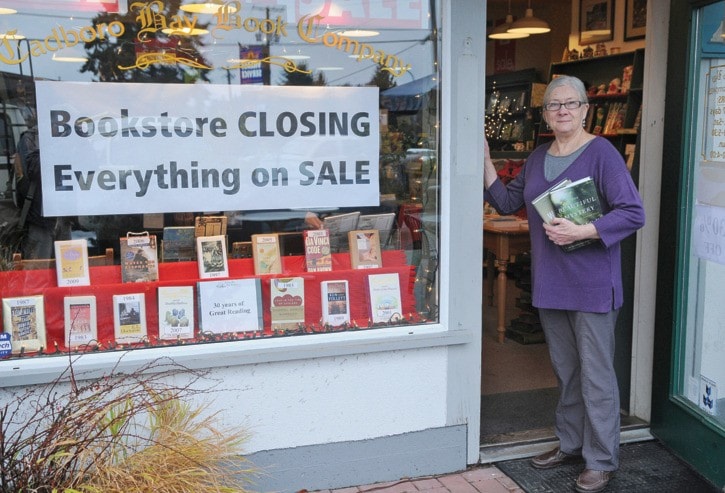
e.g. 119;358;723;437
536;48;645;173
485;68;546;158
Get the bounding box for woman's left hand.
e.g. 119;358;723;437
543;218;598;246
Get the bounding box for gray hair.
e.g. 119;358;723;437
543;75;589;105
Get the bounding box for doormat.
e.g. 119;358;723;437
496;440;719;492
480;387;558;440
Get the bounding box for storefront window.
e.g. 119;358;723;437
676;1;725;430
0;0;441;360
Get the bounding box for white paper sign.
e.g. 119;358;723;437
36;81;380;216
693;203;725;264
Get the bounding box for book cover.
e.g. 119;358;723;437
197;235;229;279
303;229;332;272
2;295;46;354
54;239;90;287
323;211;360;252
548;176;603;252
113;293;147;344
348;229;382;269
158;286;195;340
143;213;164;229
120;233;159;283
320;280;350;327
162;226;195;261
64;295;98;348
357;212;396;248
197;278;263;334
270;277;305;331
531;179;572;224
194;215;228;237
251;233;282;275
231;241;253;259
368;273;402;324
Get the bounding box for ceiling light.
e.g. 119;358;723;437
180;1;238;14
317;66;343;71
489;0;529;40
0;30;24;40
52;47;88;63
508;0;550;35
0;8;17;14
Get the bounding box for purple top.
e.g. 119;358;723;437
485;137;645;312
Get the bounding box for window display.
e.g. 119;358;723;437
0;0;440;360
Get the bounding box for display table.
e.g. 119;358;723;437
0;250;416;355
483;216;530;343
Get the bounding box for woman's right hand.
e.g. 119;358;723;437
484;138;498;189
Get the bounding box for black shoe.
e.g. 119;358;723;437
575;469;613;492
530;447;582;469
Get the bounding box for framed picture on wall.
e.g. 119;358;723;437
624;0;647;41
579;0;614;45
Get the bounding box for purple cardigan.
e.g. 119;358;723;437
485;137;645;313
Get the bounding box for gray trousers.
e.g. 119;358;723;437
538;308;620;471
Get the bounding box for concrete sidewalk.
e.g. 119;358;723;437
314;465;524;493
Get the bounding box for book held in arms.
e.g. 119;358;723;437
2;295;45;354
531;179;572;224
64;295;98;349
320;280;350;327
270;277;305;331
120;232;159;283
548;176;603;252
157;286;195;340
54;239;90;287
251;233;282;275
197;235;229;279
357;212;396;248
112;293;147;344
194;215;228;237
197;278;263;334
162;226;195;261
367;273;402;324
303;229;332;272
348;229;382;269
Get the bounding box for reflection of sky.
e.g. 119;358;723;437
0;1;437;87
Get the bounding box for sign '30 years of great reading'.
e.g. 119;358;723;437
36;81;380;217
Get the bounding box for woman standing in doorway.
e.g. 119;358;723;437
483;75;645;493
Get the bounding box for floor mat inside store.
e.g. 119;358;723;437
496;440;720;493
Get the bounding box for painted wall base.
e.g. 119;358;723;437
246;425;468;492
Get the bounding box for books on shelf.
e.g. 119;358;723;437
112;293;147;344
2;295;45;354
348;229;382;269
270;277;305;331
197;235;229;279
54;239;90;287
157;286;195;340
162;226;195;261
197;278;263;334
548;176;603;252
303;229;332;272
120;233;159;283
532;179;572;224
194;215;227;237
320;280;350;326
64;295;98;348
368;273;402;324
142;213;164;229
251;233;282;275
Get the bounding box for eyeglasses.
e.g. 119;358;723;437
543;101;586;111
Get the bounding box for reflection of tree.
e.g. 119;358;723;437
279;62;315;86
81;0;211;83
367;66;397;91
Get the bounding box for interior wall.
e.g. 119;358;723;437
486;0;646;80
